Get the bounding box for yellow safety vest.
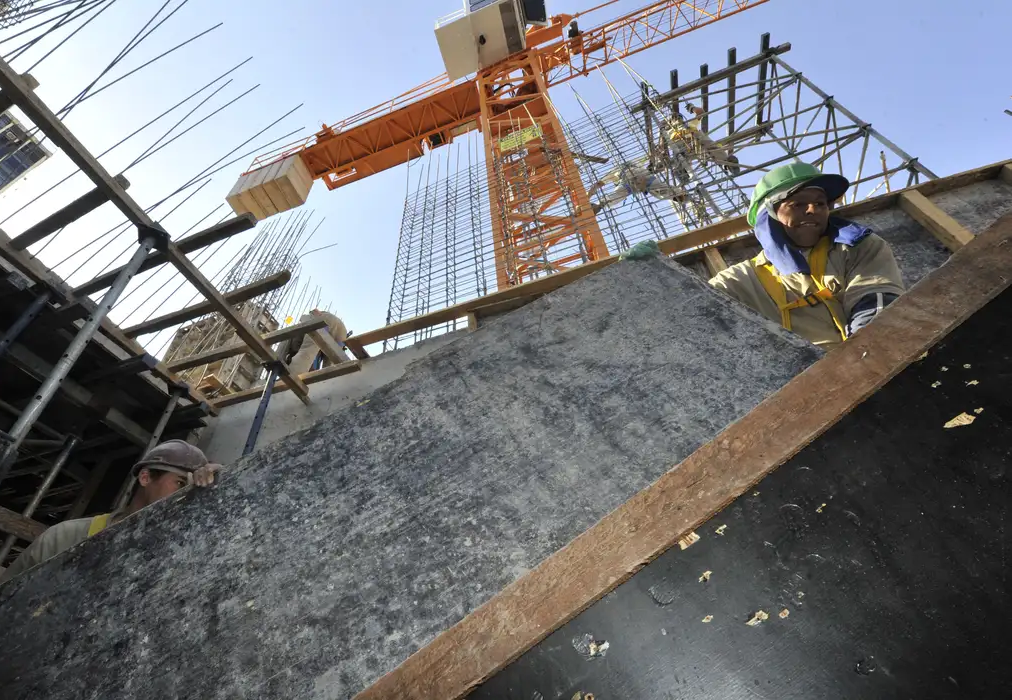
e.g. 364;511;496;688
750;236;848;341
87;513;111;537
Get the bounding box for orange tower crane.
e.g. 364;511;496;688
228;0;770;290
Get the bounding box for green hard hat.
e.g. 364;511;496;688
747;162;850;227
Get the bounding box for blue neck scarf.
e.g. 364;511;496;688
753;208;872;275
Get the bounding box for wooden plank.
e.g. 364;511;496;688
166;318;328;372
702;247;728;276
0;229;215;413
355;213;1012;700
123;271;291;338
1000;163;1012;187
0;505;46;542
348;159;1012;351
307;329;348;365
466;312;478;332
898;189;975;251
72;214;256;297
5;342;151;447
0;58;280;410
344;337;370;360
212;360;361;409
164;246;310;405
10;176;131;251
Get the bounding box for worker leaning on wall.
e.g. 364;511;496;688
0;441;220;584
708;163;905;348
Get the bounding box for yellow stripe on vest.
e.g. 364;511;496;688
87;513;111;537
751;236;847;341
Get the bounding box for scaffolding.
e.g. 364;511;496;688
384;35;935;349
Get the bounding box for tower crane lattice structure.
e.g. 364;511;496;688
233;0;772;289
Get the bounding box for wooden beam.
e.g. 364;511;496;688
166;318;328;372
702;247;728;277
4;342;150;446
898;190;975;251
355;212;1012;700
344;337;370;360
78;353;157;385
10;176;132;251
0;57;286;409
307;329;349;365
1000;163;1012;187
0;505;45;542
123;271;291;338
0;229;215;414
72;214;256;297
212;360;361;409
164;247;310;404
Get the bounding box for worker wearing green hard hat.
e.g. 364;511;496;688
709;162;905;348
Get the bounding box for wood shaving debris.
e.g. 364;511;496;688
940;366;949;372
816;503;827;513
746;610;770;626
966;380;979;386
752;491;760;496
32;601;52;618
974;407;985;415
916;351;929;360
963;364;972;369
677;531;700;550
944;412;976;429
355;399;370;407
702;615;713;623
699;570;712;583
715;524;728;536
797;591;805;599
779;608;790;619
931;381;942;388
571;693;583;700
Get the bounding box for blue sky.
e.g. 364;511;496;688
2;0;1009;353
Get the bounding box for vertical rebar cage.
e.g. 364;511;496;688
0;0;38;30
384;36;934;350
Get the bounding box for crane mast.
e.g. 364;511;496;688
227;0;771;289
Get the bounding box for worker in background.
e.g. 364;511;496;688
0;440;220;583
287;309;350;375
708;163;905;349
668;104;741;178
588;160;687;214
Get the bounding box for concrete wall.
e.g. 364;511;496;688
198;331;467;465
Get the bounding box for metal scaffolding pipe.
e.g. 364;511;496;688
0;290;50;361
0;434;79;561
0;234;158;483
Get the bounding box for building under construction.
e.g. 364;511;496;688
3;1;1012;699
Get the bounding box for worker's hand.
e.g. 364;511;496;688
189;463;221;488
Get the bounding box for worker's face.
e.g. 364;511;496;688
137;468;188;506
776;188;830;248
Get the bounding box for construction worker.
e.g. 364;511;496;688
708;163;904;348
0;440;220;583
588;160;687;214
667;104;741;178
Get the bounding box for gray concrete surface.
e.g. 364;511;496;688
0;255;821;700
199;332;466;465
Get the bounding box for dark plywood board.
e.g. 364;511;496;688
0;256;822;699
473;283;1012;700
